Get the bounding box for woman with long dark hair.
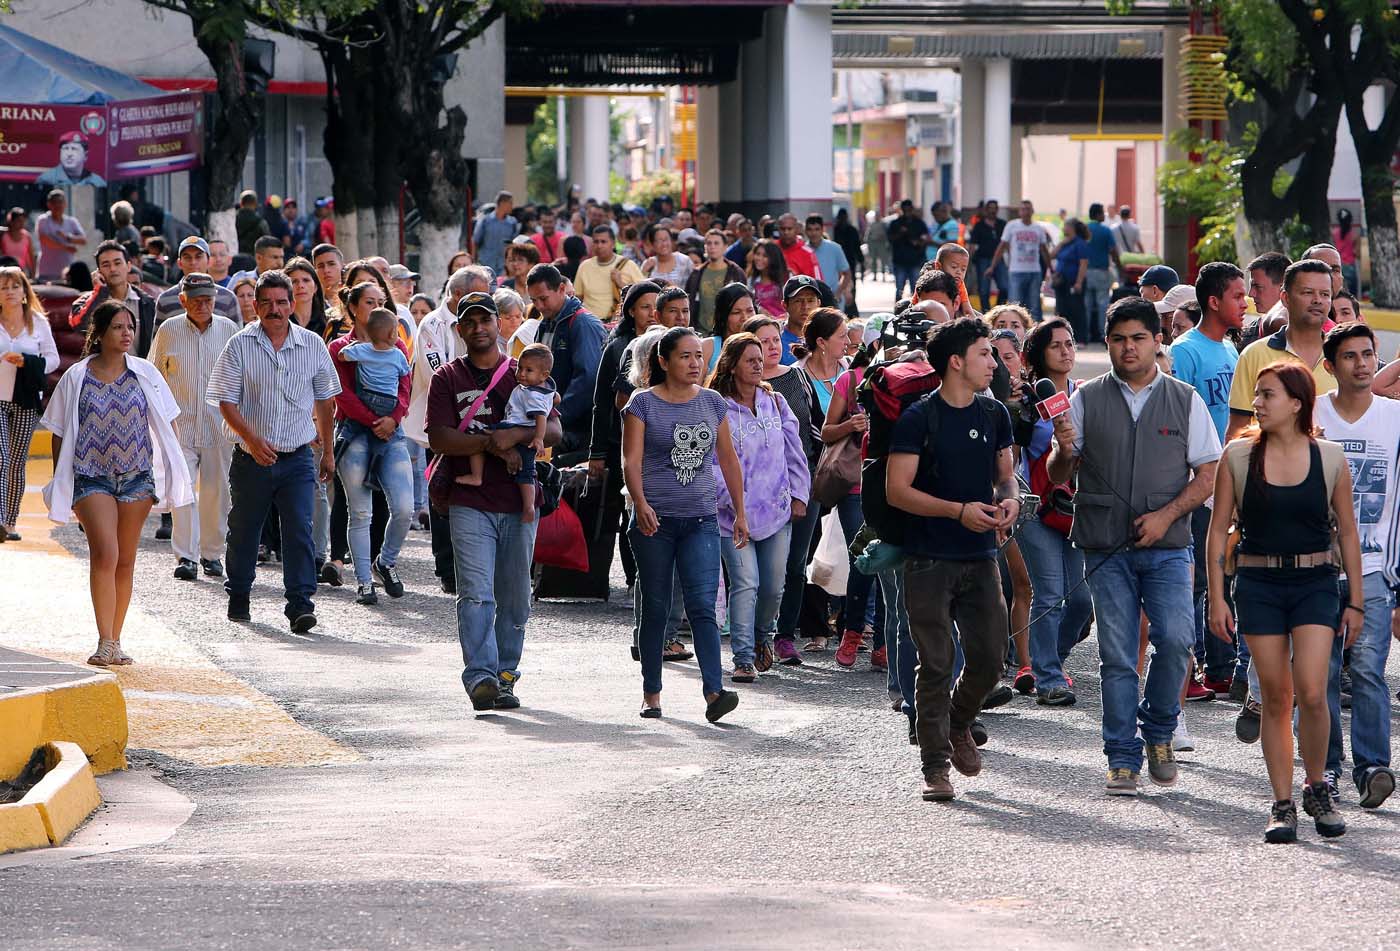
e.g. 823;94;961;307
285;256;328;336
623;326;747;721
42;300;191;665
747;239;789;318
702;282;758;374
707;332;809;680
0;265;58;540
1208;363;1361;843
1016;317;1093;705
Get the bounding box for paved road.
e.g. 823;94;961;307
4;494;1400;950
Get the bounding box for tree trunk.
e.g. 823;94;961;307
356;208;379;261
334;211;359;263
206;208;237;249
376;205;399;262
1239;214;1292;264
1361;162;1400;307
418;224;460;301
192;30;264;220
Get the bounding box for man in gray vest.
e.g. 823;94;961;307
1047;297;1221;796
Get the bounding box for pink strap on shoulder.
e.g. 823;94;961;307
457;358;515;432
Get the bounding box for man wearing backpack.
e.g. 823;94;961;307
886;317;1019;802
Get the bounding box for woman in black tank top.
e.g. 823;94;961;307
1206;363;1363;844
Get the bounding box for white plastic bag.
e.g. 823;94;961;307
806;509;849;596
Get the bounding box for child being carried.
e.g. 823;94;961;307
457;342;558;522
335;308;409;427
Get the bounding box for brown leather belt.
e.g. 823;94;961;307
1234;551;1334;569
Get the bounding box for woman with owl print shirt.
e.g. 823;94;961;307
623;325;749;723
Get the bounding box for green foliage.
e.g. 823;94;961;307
1157;129;1243;264
625;168;683;209
526;99;560;207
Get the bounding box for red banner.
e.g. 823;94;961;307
0;92;203;185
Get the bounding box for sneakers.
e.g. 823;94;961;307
1014;666;1035;695
468;677;499;711
907;717;917;746
227;592;251;622
949;726;983;777
731;663;756;683
356;583;378;606
834;630;862;668
1201;675;1233;695
1106;768;1140;796
494;671;521;710
1228;677;1249;705
981;684;1015;710
1323;769;1341;804
870;646;888;670
1359;766;1396;810
290;612;318;633
1185;678;1216;702
200;558;224;578
921;768;955;802
1302;781;1347;837
373;559;404;598
173;558;198;581
1235;699;1262;744
774;637;803;666
1145;742;1178;786
320;562;344;587
969;719;988;747
1036;686;1076;707
1264;800;1298;844
1172;719;1195;753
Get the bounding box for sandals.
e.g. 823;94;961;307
663;639;694;662
803;637;829;653
754;641;774;673
87;640;122;667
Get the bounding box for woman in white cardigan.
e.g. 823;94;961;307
42;300;191;666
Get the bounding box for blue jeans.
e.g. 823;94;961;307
1083;268;1112;343
721;525;791;667
448;505;537;693
312;442;330;565
1009;271;1043;319
225;445;317;620
338;430;415;584
834;493;875;634
410;441;428;513
893;263;920;300
1085;547;1195;770
1328;572;1394;787
879;566;917;719
973;258;1009;312
1018;518;1093;693
629;514;724;697
777;503;821;640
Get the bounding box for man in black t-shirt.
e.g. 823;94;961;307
967;200;1007;312
886;199;931;301
887;317;1018;802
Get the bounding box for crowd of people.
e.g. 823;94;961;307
1;184;1395;846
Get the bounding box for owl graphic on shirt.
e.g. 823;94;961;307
671;423;713;485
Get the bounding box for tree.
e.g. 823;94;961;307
140;2;272;245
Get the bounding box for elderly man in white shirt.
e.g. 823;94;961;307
148;272;241;581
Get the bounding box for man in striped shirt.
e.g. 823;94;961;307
206;270;340;633
148;272;240;583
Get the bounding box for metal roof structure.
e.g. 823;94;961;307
835;30;1164;68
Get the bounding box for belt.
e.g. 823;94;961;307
236;443;309;458
1234;550;1334;569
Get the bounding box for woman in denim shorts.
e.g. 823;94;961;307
41;300;190;667
1206;363;1362;844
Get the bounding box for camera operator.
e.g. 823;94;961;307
1046;297;1220;796
1015;317;1092;706
886;317;1018;802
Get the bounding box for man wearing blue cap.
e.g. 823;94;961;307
1137;264;1180;306
156;236;241;324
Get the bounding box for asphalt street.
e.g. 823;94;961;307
4;278;1400;950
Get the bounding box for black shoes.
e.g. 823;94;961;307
200;558;224;578
173;558;198;581
290;611;318;634
705;689;739;723
356;583;378;606
981;684;1015;710
319;562;343;587
227;592;251;622
1037;687;1077;707
495;671;521;710
155;513;172;540
469;678;499;711
439;574;456;594
373;559;404;598
1360;766;1396;810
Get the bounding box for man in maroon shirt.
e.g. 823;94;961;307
426;292;562;713
776;213;822;281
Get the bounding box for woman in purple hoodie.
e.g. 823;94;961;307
708;333;811;681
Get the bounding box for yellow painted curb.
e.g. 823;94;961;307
29;741;102;846
1366;307;1400;333
27;428;51;459
0;742;102;854
0;670;128;780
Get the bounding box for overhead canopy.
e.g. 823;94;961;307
0;23;164;105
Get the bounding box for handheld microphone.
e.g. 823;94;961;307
1033;377;1071;421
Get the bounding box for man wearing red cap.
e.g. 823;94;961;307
36;132;106;188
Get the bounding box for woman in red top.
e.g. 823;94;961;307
0;209;36;277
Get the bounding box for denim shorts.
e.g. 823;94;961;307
73;469;156;505
1232;568;1340;636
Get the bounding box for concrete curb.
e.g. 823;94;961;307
0;741;103;855
0;667;128;779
